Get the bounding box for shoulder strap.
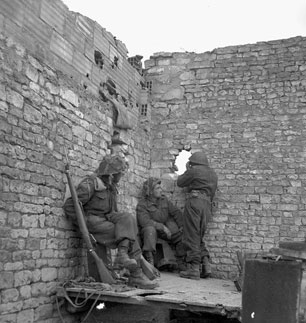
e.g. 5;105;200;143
94;176;106;191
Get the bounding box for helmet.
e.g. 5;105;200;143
142;177;161;198
189;152;208;166
97;155;127;176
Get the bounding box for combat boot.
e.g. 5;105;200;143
144;251;154;266
114;246;138;271
179;263;200;280
176;257;187;272
200;256;212;279
128;267;159;289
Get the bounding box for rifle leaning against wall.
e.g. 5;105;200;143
64;150;115;284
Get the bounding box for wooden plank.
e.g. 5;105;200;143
61;273;242;319
279;241;306;251
65;287;162;298
270;247;306;260
145;290;241;310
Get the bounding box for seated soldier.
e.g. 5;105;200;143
136;177;186;271
63;155;157;289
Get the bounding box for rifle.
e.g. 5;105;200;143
64;150;115;284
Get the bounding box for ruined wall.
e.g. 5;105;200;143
0;0;151;322
144;37;306;279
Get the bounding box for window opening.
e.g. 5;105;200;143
140;104;148;116
146;81;152;95
175;150;192;175
94;50;104;69
111;56;119;69
128;55;143;74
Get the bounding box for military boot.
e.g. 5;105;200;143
114;246;138;271
200;256;212;279
176;257;187;272
128;267;159;289
144;251;154;266
179;263;200;280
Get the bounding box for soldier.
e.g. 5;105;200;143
63;155;157;289
136;177;186;271
177;152;218;280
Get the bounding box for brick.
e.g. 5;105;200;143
72;50;92;77
24;103;42;124
41;267;57;281
31;282;47;297
17;309;34;323
59;88;79;107
2;288;19;303
14;270;32;287
23;5;53;46
0;272;14;289
50;32;74;64
6;88;24;109
93;24;110;57
0;0;24;27
0;313;17;323
40;0;65;34
0;301;23;315
76;14;94;39
19;285;31;299
64;13;86;49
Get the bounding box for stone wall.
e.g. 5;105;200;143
0;0;151;321
2;0;306;320
145;37;306;279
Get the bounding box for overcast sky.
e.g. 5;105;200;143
63;0;306;61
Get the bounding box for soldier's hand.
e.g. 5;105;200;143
163;225;172;240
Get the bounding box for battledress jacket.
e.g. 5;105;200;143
64;174;117;222
136;196;183;234
177;165;218;200
64;174;141;253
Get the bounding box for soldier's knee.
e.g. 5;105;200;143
142;226;156;236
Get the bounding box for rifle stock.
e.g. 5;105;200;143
64;154;115;284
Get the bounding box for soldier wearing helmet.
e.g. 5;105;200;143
177;151;218;280
136;177;186;271
64;155;158;289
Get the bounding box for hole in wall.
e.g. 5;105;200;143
175;150;192;175
94;50;104;69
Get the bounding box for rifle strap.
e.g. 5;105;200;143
94;177;106;191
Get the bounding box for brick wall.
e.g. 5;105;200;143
144;37;306;279
0;0;146;107
2;0;306;319
0;0;151;321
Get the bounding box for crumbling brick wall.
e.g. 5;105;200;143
2;0;306;321
144;37;306;279
0;0;150;321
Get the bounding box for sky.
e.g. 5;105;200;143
62;0;306;61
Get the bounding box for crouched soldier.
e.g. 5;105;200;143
63;155;157;289
137;177;186;271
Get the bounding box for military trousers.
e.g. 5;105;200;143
182;196;211;264
86;212;141;260
140;223;185;258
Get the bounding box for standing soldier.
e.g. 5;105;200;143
177;152;218;280
63;155;158;289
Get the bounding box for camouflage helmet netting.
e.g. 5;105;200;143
141;177;161;198
97;155;128;175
